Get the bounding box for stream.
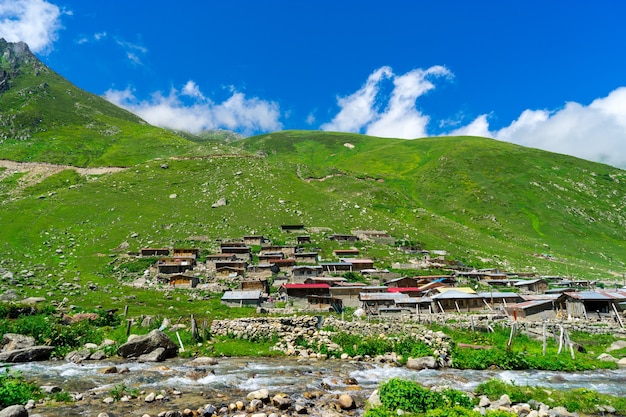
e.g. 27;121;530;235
7;357;626;416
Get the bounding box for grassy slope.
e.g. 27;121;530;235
238;131;626;278
0;40;198;167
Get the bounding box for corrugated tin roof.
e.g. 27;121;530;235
437;287;477;294
477;292;522;298
282;283;330;289
221;290;262;300
431;290;481;300
360;293;409;301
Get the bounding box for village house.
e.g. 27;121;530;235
329;233;359;242
306;295;343;313
292;265;323;282
239;279;269;294
172;248;199;258
340;258;374;271
156;257;196;274
243;235;268;246
221;290;263;307
431;289;483;313
556;290;626;319
220;245;252;260
360;292;409;315
165;274;199;288
329;283;367;308
514;278;549;293
333;249;360;257
141;248;170;257
294;252;319;264
279;283;331;299
214;260;247;277
280;224;305;232
260;244;296;257
320;262;353;274
296;235;311;244
478;291;525;309
246;263;277;279
258;252;285;262
505;298;557;320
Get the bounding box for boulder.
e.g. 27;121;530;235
0;346;54;362
1;334;35;351
247;388;270;402
186;356;218;366
607;340;626;352
597;353;618;362
137;347;168;362
118;329;178;359
271;394;292;410
338;394;356;410
0;405;28;417
65;348;91;363
406;356;438;370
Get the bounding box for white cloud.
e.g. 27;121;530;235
456;88;626;168
104;82;282;135
321;65;451;138
0;0;63;54
321;66;393;133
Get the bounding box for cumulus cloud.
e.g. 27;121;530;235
0;0;63;53
104;82;282;135
321;65;451;138
456;88;626;168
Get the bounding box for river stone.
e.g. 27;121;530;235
367;389;381;408
478;395;491;407
271;394;292;410
0;405;28;417
145;392;156;402
138;347;168;362
1;334;36;351
66;348;91;363
187;356;218;366
338;394;355;410
0;346;54;362
247;388;270;402
294;404;308;414
119;329;178;359
406;356;438;370
617;357;626;368
40;385;61;394
89;350;106;360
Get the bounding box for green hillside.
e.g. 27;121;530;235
0;39;199;167
238;131;626;277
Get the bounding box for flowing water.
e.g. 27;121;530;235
8;357;626;416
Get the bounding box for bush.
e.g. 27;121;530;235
0;369;39;406
379;379;445;413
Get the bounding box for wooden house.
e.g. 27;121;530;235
258;252;285;262
320;262;353;273
292;265;323;282
246;263;277;279
384;276;421;288
141;248;170;257
431;290;483;313
359;292;409;315
279;283;331;299
280;224;305;232
478;292;524;308
156;257;196;274
556;290;626;319
307;295;343;313
240;279;269;293
260;245;296;257
329;234;359;242
505;299;556;320
294;252;319;264
173;248;199;258
243;235;267;246
167;274;199;288
333;249;360;257
296;235;311;244
514;279;548;293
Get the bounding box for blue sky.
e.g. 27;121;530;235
2;1;626;168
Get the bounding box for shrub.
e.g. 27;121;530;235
0;369;39;407
379;379;445;413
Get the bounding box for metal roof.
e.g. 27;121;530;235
221;290;262;300
431;290;481;300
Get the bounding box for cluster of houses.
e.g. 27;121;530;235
134;228;626;323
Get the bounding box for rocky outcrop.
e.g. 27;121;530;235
118;329;178;360
0;405;28;417
0;345;54;362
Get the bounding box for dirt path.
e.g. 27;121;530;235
0;159;126;192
